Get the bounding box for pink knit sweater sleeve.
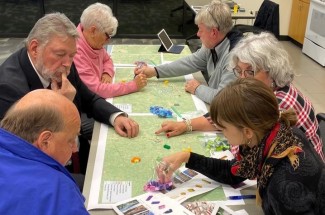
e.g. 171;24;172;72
74;46;138;98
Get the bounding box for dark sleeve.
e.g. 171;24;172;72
185;152;246;185
69;64;122;126
0;83;25;120
154;67;159;78
0;50;32;120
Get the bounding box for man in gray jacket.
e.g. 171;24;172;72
134;0;242;104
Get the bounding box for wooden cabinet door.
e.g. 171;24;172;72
297;0;310;43
289;0;301;41
289;0;310;44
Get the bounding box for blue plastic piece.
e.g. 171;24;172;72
150;106;173;118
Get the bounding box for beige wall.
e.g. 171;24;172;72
235;0;292;36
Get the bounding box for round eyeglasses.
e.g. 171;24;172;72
233;68;255;78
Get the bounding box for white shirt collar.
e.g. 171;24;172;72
27;52;50;88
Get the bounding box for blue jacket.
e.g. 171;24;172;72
0;128;89;215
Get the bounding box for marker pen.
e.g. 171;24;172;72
228;194;256;200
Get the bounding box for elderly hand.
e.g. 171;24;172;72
134;73;147;90
114;115;139;138
101;73;113;83
51;71;76;101
155;121;187;138
185;79;201;95
156;151;191;183
134;65;157;78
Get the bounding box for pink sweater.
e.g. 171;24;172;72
74;24;137;98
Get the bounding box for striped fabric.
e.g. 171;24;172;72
276;84;324;161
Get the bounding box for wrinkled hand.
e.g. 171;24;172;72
155;121;187;138
114;115;139;138
134;65;157;78
185;79;201;94
101;73;113;83
156;152;190;183
134;73;147;90
51;71;76;101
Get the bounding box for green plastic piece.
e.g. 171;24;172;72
163;144;171;149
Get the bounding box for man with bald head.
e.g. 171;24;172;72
0;89;89;214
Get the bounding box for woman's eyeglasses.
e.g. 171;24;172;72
233;68;255;78
105;32;113;39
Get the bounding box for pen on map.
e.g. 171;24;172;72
228;195;256;200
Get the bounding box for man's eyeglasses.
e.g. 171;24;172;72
233;68;255;78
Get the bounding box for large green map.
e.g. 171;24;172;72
113;67;196;113
87;45;226;209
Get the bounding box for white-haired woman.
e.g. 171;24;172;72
74;3;147;99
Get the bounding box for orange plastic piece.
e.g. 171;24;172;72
131;156;141;163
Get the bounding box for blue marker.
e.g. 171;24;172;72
228;194;256;200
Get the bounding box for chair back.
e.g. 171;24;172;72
254;0;279;38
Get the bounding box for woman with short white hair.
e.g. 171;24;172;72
229;32;323;161
74;3;147;99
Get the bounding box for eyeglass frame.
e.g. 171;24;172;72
105;32;113;39
96;22;114;39
233;67;255;78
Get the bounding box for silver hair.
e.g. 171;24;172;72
80;3;118;36
195;0;233;35
25;12;78;48
229;32;295;87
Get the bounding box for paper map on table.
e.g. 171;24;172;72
86;45;228;210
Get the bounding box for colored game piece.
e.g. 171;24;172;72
182;146;192;152
159;205;166;209
143;180;173;192
164;209;173;214
202;179;212;184
131;156;141;163
136;61;145;68
163;144;171;150
199;135;230;152
149;106;173;118
146;195;153;201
